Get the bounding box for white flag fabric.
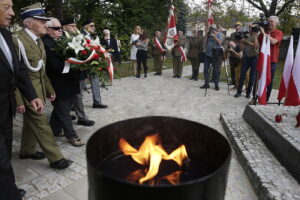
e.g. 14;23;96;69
278;36;294;101
256;35;271;105
285;38;300;106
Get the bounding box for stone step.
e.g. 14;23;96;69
243;105;300;183
220;112;300;200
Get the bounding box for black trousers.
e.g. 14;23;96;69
0;112;21;200
49;97;78;139
137;49;148;75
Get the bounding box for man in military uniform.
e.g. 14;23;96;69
172;30;187;78
187;30;204;81
13;3;72;170
151;30;166;76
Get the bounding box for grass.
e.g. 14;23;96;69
115;58;284;90
114;57;191;78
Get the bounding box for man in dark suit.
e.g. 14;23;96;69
43;17;85;147
100;29;119;65
0;0;43;199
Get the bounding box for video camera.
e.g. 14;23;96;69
251;13;269;32
235;31;249;40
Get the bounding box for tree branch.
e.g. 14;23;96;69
246;0;269;16
276;0;296;16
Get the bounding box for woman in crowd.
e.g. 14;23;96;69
130;25;141;76
135;30;149;78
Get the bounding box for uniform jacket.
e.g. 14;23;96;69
0;28;37;122
172;35;187;57
187;37;203;58
12;29;54;106
150;36;165;56
42;34;80;101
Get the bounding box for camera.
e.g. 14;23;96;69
252;13;269;32
235;31;248;40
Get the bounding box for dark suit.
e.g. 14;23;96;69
0;28;37;200
42;34;80;139
100;37;120;63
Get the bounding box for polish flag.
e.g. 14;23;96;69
284;38;300;106
256;35;271;105
207;0;214;25
164;5;177;51
278;36;294;102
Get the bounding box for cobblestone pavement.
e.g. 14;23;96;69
12;65;258;200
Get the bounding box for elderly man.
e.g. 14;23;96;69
151;29;166;76
43;17;85;147
172;30;187;78
81;19;108;108
200;24;225;90
61;18;95;126
256;16;283;102
0;0;43;199
100;29;119;65
13;3;72;171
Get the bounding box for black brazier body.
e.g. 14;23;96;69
87;116;231;200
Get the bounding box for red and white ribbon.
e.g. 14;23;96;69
154;37;164;53
178;46;187;62
66;50;97;64
107;57;114;81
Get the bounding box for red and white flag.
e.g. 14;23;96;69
284;38;300;106
164;5;177;51
278;36;294;101
207;0;214;25
256;35;271;105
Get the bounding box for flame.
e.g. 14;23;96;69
119;134;188;184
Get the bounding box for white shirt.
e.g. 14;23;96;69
0;32;13;67
25;28;38;45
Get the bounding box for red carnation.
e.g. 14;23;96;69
81;50;88;55
86;39;91;44
93;53;100;59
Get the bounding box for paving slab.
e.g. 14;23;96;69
12;65;257;200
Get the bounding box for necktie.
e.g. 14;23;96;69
0;33;13;69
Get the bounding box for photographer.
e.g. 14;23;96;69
228;22;242;86
234;23;260;98
200;24;225;91
255;16;283;102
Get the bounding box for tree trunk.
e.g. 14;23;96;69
55;0;63;20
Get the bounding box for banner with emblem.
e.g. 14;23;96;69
164;5;177;51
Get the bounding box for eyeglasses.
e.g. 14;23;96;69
48;26;62;31
89;24;95;27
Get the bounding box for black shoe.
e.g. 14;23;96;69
77;119;95;126
18;188;26;198
172;75;177;78
246;94;250;98
19;152;46;160
200;85;209;89
93;104;108;108
194;78;198;81
144;74;147;78
189;77;195;80
154;72;160;75
209;79;214;82
71;115;77;121
50;158;73;170
136;74;140;78
177;76;181;78
215;86;220;91
234;93;241;98
229;81;235;85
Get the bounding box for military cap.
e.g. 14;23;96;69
82;19;94;26
20;3;50;21
61;18;76;26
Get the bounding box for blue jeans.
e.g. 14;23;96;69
203;55;222;86
237;56;257;95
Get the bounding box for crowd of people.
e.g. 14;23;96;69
0;0;284;199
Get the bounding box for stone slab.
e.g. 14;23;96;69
242;105;300;183
221;111;300;200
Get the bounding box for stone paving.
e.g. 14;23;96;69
12;65;258;200
221;111;300;200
